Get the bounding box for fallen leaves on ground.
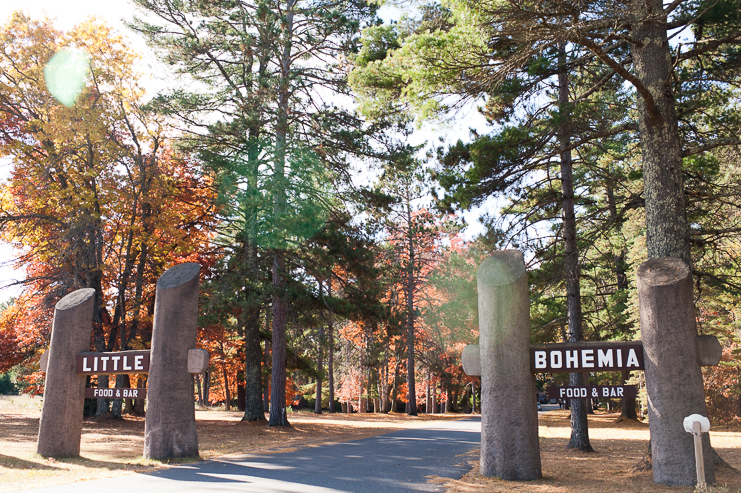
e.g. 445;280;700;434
437;410;741;493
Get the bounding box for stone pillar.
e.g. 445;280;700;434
637;258;714;486
37;288;96;457
144;263;201;460
478;251;541;480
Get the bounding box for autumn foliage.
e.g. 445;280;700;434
0;13;216;391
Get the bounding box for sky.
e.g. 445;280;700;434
0;0;493;304
2;0;138;35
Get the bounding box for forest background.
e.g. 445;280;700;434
0;0;739;434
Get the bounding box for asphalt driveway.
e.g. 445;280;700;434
24;416;481;493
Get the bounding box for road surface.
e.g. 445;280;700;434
24;416;481;493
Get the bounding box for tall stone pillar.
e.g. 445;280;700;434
637;258;714;486
144;263;201;460
478;251;541;480
37;288;96;457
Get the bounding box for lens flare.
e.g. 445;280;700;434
43;49;90;107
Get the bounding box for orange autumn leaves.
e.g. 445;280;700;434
0;12;217;375
336;210;479;411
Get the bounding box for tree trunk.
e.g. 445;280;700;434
431;384;438;414
327;307;335;413
240;44;265;418
406;219;418;416
268;262;289;426
263;324;271;413
196;373;203;407
204;370;210;407
391;357;400;412
382;338;390;412
630;0;690;263
619;370;638;421
358;375;366;413
111;374;127;417
242;307;265;420
134;375;146;414
96;375;110;416
93;299;109;416
267;0;295;428
426;373;431;413
461;383;471;413
367;367;374;413
558;41;593;452
241;215;265;421
315;283;324;414
223;367;231;411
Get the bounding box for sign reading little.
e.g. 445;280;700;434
76;350;150;375
530;342;644;373
85;387;147;400
546;385;638;399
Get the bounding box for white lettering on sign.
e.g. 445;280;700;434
531;344;643;372
598;349;613;367
566;350;578;369
546;385;638;399
534;351;547;369
85;387;147;400
551;351;562;368
582;349;594;368
564;388;588;398
626;349;640;368
77;351;150;374
600;387;625;397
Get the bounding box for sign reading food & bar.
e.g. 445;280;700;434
85;387;147;399
546;385;638;399
530;342;643;373
76;350;150;375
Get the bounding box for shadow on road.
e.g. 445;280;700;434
143;418;481;493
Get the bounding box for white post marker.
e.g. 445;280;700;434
683;414;711;488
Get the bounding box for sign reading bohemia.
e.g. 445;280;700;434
530;342;644;373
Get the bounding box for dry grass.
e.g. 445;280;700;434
2;396;741;493
438;410;741;493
